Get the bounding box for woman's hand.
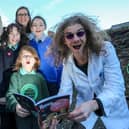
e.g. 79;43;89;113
68;100;98;122
16;103;30;117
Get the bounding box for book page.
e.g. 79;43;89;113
36;94;70;122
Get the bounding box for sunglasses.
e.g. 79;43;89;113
64;30;85;40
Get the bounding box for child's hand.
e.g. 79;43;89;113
38;115;58;129
0;97;6;105
16;103;30;117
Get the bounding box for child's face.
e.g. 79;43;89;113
21;50;36;72
31;18;46;39
8;26;21;45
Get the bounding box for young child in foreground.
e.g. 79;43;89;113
6;45;49;129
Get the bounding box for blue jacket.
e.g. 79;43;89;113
29;36;62;87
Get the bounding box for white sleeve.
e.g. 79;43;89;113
97;42;125;116
58;63;73;103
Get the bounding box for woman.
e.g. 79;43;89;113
15;6;31;35
42;13;129;129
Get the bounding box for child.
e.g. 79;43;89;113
29;16;62;96
6;45;49;129
0;23;28;129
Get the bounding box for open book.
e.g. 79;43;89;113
13;93;70;122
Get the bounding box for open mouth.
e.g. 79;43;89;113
26;61;30;64
12;40;18;43
36;30;41;33
73;44;81;49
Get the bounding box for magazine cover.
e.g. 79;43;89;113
13;93;37;111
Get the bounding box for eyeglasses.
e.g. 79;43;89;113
23;55;33;59
64;30;85;40
32;24;44;27
17;13;28;17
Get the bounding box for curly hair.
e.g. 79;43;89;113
49;13;108;66
0;23;29;48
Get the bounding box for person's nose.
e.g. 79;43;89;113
12;35;16;39
73;34;80;41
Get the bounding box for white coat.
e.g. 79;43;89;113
58;41;129;129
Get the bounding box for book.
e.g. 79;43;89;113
13;93;70;122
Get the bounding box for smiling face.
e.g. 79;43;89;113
31;18;46;39
21;50;36;72
17;8;30;27
8;26;21;45
64;24;87;56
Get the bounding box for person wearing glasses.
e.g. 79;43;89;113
15;6;31;36
29;16;62;96
6;45;49;129
41;13;129;129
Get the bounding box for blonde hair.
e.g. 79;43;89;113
14;45;40;71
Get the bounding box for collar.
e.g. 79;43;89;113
20;68;36;75
32;33;47;43
8;43;18;51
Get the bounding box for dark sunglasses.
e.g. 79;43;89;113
65;30;85;40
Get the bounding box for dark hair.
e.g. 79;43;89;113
0;23;29;48
15;6;31;33
31;16;47;29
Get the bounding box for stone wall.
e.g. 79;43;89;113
107;22;129;96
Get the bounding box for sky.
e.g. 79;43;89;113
0;0;129;31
